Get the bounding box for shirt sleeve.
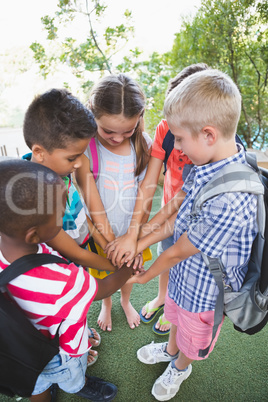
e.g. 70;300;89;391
151;120;169;161
55;263;98;322
187;192;258;259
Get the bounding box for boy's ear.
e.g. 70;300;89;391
202;126;217;145
32;144;46;163
25;227;40;245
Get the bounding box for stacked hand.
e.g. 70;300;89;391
105;233;139;268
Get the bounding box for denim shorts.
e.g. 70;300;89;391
157;235;174;256
32;352;88;395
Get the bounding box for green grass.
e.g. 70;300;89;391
2;185;268;402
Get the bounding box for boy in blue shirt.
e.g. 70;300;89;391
128;69;258;401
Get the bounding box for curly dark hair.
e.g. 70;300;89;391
0;159;63;237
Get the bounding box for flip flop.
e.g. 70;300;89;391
152;314;171;335
87;350;98;367
139;302;164;324
88;327;101;347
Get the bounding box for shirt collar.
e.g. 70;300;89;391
193;144;246;186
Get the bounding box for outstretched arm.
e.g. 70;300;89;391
75;154;115;243
47;229;117;272
94;262;138;300
139;189;186;238
128;232;199;285
86;216;108;251
136;211;178;254
105;156;163;265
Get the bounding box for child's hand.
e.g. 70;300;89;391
125;253;143;270
105;234;137;266
126;269;147;285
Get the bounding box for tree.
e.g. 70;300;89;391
168;0;268;149
30;0;139;93
117;52;173;135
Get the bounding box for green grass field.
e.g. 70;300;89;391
2;185;268;402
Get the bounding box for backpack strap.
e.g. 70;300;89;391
0;254;67;287
87;137;100;181
162;130;174;175
191;159;265;357
235;134;246;151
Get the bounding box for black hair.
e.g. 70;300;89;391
23;88;97;152
0;159;63;236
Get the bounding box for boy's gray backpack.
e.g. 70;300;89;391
192;153;268;358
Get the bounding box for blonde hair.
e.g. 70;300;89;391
164;69;241;139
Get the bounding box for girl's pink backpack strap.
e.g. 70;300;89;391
88;137;100;181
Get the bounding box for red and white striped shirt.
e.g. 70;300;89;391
0;243;98;357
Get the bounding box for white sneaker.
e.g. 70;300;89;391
152;361;192;401
137;342;179;365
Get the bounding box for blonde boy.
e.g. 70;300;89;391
129;70;258;401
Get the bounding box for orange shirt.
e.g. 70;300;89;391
151;120;192;205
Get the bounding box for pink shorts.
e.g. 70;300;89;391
164;294;224;360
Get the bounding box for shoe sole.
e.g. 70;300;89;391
151;364;192;401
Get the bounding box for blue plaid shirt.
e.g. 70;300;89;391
169;145;258;313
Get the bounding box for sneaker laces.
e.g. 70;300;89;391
152;342;168;357
161;366;182;386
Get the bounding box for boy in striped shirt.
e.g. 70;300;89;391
22;88;118;365
0;159;137;401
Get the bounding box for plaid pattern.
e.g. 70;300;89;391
169;145;258;312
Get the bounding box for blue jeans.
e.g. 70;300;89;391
32;352;87;395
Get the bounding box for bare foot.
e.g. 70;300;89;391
87;349;98;366
141;298;163;319
121;301;140;329
97;300;112;331
154;313;171;333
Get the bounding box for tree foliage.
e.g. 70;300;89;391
30;0;268;147
168;0;268;149
30;0;137;92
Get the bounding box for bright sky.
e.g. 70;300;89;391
0;0;202;54
0;0;202;137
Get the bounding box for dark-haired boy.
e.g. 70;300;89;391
23;88;117;363
0;159;137;401
23;88;114;271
